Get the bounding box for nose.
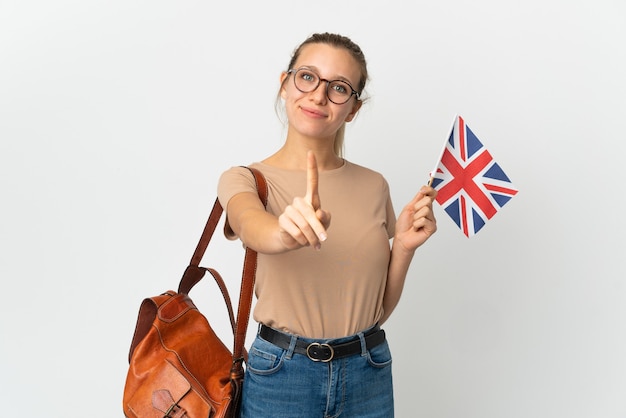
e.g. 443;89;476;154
310;80;328;104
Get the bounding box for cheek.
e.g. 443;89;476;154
343;102;361;122
340;107;357;122
282;97;300;122
281;84;306;107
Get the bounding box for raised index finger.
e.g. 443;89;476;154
305;150;320;210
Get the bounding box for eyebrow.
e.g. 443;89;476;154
297;65;356;86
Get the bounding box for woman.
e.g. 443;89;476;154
218;32;437;417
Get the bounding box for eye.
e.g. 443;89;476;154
298;69;317;84
330;82;349;95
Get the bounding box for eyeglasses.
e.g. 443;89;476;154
287;67;360;105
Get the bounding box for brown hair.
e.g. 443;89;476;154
276;32;369;157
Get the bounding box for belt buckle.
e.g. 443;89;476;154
306;342;334;362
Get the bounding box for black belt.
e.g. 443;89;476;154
259;324;386;362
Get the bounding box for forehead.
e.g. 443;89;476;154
294;43;361;84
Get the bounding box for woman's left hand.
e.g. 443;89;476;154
394;186;438;252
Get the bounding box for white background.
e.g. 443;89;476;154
1;1;625;417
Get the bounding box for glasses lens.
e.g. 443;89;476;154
293;69;319;93
327;81;352;104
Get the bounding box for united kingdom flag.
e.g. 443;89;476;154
430;115;518;237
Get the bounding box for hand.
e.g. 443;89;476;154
394;186;438;252
277;151;331;250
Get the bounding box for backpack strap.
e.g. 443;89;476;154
178;167;268;366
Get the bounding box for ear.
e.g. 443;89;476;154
279;72;289;99
344;99;363;122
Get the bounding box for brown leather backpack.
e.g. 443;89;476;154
123;167;267;417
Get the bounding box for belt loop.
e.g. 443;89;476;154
357;331;367;356
285;334;298;360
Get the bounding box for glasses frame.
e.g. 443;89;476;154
287;67;360;105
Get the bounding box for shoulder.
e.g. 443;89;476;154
217;164;262;207
342;160;390;191
219;163;269;188
344;160;384;176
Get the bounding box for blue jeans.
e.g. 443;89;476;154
240;325;394;418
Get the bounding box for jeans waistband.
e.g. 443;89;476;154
258;324;385;362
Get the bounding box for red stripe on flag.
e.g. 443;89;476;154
436;149;498;219
460;195;469;237
484;183;519;196
459;116;466;162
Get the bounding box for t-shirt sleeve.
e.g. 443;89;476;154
217;166;258;239
383;178;396;238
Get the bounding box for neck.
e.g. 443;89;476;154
263;137;343;171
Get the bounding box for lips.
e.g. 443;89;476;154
300;105;327;119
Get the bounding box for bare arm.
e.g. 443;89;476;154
379;186;437;324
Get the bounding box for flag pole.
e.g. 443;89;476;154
428;114;458;188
